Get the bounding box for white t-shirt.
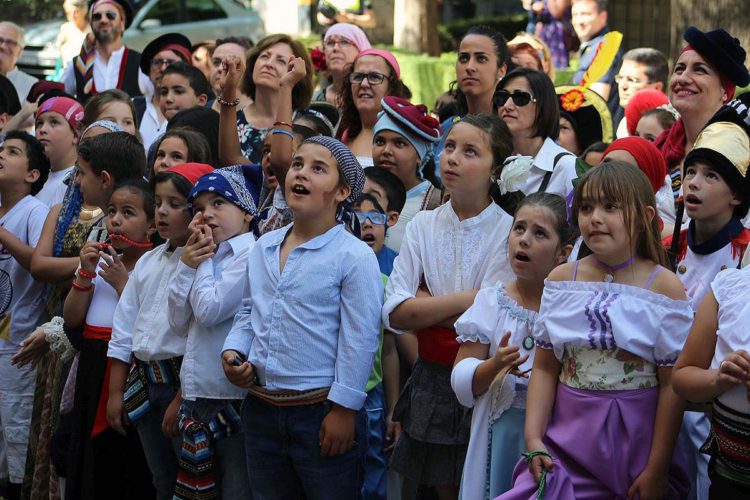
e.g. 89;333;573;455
0;195;49;353
36;167;74;207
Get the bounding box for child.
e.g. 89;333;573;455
151;128;212;177
452;192;574;498
106;162;214;500
355;193;399;276
34;96;84;207
80;90;138;136
0;131;50;500
500;161;691;499
363;167;406;228
221;136;382;499
665;99;750;500
372;96;442;252
159;62;212;122
383;114;515;499
635;107;677;143
63;179;156;500
673;267;750;497
167;165;263;499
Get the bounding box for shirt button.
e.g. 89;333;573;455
677;265;686;274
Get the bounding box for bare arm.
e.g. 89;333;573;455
389;290;478;331
524;347;561;481
270;57;306;189
106;357;131;435
217;55;251;167
394;331;418;368
31;204;81;283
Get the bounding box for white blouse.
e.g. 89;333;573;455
383;201;514;333
523;137;577;199
711;268;750;413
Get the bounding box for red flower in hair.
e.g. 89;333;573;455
419;114;440;129
310;47;327;73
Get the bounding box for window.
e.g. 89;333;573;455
185;0;226;21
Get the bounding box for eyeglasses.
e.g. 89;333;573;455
355;212;387;225
92;11;118;21
0;37;19;48
493;89;537;108
324;38;353;49
151;58;176;68
349;71;389;86
614;74;644;85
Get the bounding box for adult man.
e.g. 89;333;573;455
0;22;37;102
61;0;149;102
570;0;621;104
208;37;254;112
135;33;192;150
613;47;669;137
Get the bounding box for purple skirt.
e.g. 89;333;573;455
498;383;688;500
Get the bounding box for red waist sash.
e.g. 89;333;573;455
415;325;459;366
83;324;114;438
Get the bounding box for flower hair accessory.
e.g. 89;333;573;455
656;103;681;120
310;47;327;73
497;155;533;195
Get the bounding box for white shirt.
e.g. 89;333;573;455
108;243;187;363
710;267;750;413
384;180;431;253
62;45;151;97
656;175;676;225
5;67;37;102
85;258;121;328
522;138;577;199
383;201;515;333
168;233;255;400
0;196;49;353
35;167;74;208
139;98;167;152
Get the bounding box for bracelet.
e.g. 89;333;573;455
77;267;96;279
272;129;295;140
522;450;552;500
217;96;240;107
71;278;94;292
273;121;293;128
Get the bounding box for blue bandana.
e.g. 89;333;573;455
188;164;263;216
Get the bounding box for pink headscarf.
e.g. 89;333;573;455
36;97;84;136
324;23;372;52
356;48;401;79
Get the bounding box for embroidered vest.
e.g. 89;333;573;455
73;47;142;102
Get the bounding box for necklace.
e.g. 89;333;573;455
100;233;154;249
595;255;636;283
79;206;103;221
514;283;536;351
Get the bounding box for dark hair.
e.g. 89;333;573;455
573;0;608;12
338;58;411;141
354;192;386;214
81;89;137;130
433;91;458;124
364;167;407;212
77;132;145;181
622;48;669;90
111;178;156;221
163;62;214;100
151;170;193;200
216;36;254;51
152;127;213;170
241;34;313;111
3;130;51;195
451;25;510;116
515;192;577;246
167;107;220;166
582;141;610;157
292;123;317;142
641;108;677;131
572;160;666;265
499;68;560;140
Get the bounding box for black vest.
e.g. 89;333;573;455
73;47;142;103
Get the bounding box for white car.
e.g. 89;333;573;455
19;0;265;79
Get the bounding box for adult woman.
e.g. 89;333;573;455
497;68;577;198
312;23;371;105
218;34;313;166
337;48;409;167
508;32;555;81
656;27;750;200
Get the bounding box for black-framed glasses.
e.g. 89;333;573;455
493;90;537;108
349;71;389;86
355;212;387;225
0;37;19;48
92;11;117;21
151;58;176;68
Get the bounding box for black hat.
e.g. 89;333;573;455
140;33;193;75
0;75;21;115
684;27;750;87
88;0;135;29
556;85;613;153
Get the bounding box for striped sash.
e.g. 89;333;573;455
122;357;182;423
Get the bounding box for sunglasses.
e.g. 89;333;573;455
349;71;389;86
92;11;118;21
493;90;537;108
355;212;387;225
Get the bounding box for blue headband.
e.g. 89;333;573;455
188;164;263;216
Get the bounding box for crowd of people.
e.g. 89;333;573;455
0;0;749;498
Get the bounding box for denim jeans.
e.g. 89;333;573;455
132;383;181;500
360;384;387;500
241;395;365;500
180;398;250;499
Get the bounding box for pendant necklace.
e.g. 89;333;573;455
515;284;536;351
595;255;636;283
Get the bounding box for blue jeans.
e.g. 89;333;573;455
360;384;387;500
180;398;250;499
132;383;181;500
241;395;365;500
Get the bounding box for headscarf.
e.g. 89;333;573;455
165;163;215;186
36;97;84;136
82;119;123;136
324;23;371;52
603;137;667;194
624;89;670;136
356;49;401;79
188;165;263;217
